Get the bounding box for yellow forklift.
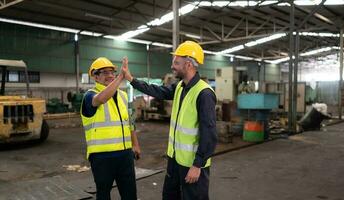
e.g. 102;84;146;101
0;59;49;143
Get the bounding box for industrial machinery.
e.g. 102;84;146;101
215;67;236;101
135;74;175;121
0;59;49;143
238;93;279;141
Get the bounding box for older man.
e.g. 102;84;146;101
122;41;217;200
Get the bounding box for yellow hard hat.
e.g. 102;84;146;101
88;57;117;77
171;41;204;64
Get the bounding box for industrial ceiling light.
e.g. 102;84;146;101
298;32;340;37
245;33;287;47
196;0;344;7
0;17;103;37
119;3;199;39
0;17;79;33
218;33;287;54
203;50;219;55
266;46;339;64
219;45;245;54
233;55;255;60
266;57;291;64
151;42;173;48
185;33;201;39
79;31;102;37
103;35;152;45
300;47;333;56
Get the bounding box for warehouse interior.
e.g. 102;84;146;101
1;0;344;199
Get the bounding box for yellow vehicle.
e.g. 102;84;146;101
0;59;49;143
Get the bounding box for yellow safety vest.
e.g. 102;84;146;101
167;79;215;167
81;82;132;159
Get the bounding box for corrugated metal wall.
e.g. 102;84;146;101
0;22;231;79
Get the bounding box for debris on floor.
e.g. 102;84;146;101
63;165;90;173
298;106;331;131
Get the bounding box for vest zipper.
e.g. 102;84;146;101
114;94;126;149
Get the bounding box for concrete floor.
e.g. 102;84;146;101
114;122;344;200
1;121;344;199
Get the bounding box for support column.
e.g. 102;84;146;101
172;0;180;51
288;0;295;134
74;34;80;94
293;30;300;132
146;44;150;80
339;29;343;119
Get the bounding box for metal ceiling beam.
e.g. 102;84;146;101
156;27;213;41
199;30;287;45
295;6;335;26
82;0;156;19
204;26;222;41
269;6;317;27
296;0;326;30
225;18;244;39
249;17;271;36
2;6;124;30
0;0;24;10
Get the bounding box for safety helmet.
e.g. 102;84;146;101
171;41;204;64
88;57;117;77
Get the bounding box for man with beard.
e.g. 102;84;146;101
122;41;217;200
80;57;140;200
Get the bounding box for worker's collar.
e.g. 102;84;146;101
181;72;200;89
94;82;107;92
94;82;117;96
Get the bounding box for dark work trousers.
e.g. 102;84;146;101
89;150;137;200
162;157;210;200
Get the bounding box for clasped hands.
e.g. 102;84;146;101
120;57;133;82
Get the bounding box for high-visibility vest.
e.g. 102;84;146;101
81;82;132;159
167;79;215;167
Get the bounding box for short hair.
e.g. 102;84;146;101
184;57;199;67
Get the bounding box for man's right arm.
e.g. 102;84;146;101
82;91;97;117
130;78;176;100
121;57;176;100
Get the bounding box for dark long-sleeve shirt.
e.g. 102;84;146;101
131;73;217;168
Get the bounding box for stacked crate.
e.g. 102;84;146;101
216;121;233;143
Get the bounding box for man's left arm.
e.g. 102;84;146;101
185;89;217;183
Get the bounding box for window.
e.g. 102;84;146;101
81;73;89;84
2;70;40;83
8;71;19;82
28;71;40;83
81;73;94;84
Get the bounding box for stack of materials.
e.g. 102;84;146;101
216;121;233;143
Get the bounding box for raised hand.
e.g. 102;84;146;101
121;56;133;82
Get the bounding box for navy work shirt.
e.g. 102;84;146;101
130;72;217;168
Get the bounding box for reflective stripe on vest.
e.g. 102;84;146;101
169;136;198;152
170;120;199;136
118;91;128;111
83;101;130;131
87;136;132;147
83;120;129;131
